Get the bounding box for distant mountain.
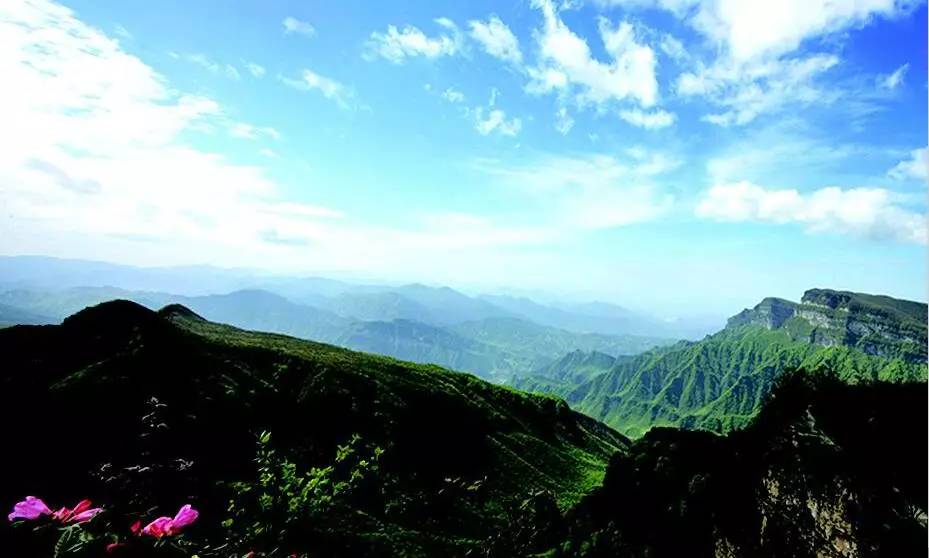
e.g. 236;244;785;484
452;317;666;370
331;318;512;378
479;293;721;339
515;289;928;437
0;287;668;382
0;301;626;556
0;302;54;327
321;291;441;323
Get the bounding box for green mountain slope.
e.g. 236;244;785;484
517;289;927;438
452;317;668;369
551;373;927;557
0;300;626;556
515;350;618;392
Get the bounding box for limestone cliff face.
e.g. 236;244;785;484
727;289;927;364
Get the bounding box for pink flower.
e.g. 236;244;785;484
8;496;51;521
105;542;126;554
51;499;103;523
141;504;198;538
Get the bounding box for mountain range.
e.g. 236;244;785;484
0;256;723;339
1;299;924;557
514;288;928;437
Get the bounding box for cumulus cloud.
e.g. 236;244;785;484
364;18;462;63
282;16;315;37
526;0;659;109
469;15;522;65
474;107;522;136
280;69;356;110
441;87;465;103
611;0;914;125
695;181;927;244
619;108;676;129
888;147;928;181
878;63;909;90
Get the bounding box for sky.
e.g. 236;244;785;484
0;0;926;316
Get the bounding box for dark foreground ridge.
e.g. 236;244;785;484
558;371;927;558
1;300;625;556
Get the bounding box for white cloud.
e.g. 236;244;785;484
0;0;351;265
245;62;266;78
282;16;315;37
258;148;278;158
527;0;659;110
659;33;688;62
878;63;909;90
182;53;241;80
474;108;522;136
364;18;461;63
614;0;915;125
554;107;575;134
888;147;927;181
113;24;132;40
678;54;839;126
229;123;281;141
696;181;927;244
469;15;522;65
619;108;676;129
688;0;914;61
479;151;676;229
280;69;355;110
441;87;465;103
610;0;917;60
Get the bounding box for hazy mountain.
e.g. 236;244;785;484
480;293;722;339
0;302;54;327
0;287;667;381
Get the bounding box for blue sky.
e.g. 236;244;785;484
0;0;925;315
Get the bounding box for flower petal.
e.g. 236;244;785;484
8;496;52;521
171;504;198;530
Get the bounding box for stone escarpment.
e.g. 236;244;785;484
727;289;927;364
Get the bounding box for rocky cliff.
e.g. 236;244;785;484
727;288;927;363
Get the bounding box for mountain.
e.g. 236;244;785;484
330;318;513;378
728;288;927;362
1;301;627;556
452;317;667;377
551;372;927;557
0;287;668;381
480;293;722;339
516;289;927;437
520;350;618;391
3;302;923;557
321;291;441;323
0;302;54;326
